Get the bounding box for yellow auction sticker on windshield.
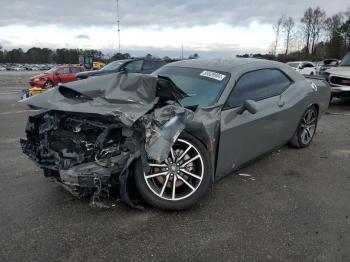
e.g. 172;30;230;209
200;71;226;81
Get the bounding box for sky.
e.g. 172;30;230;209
0;0;348;58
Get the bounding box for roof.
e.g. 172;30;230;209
164;58;282;73
287;61;314;64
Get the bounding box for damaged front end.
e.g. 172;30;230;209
20;73;194;208
20;111;147;207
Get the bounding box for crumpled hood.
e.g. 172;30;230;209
23;72;159;126
326;67;350;77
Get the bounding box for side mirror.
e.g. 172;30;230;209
119;66;128;73
55;71;60;76
237;100;259;115
298;65;303;69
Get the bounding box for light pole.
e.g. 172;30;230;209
116;0;121;53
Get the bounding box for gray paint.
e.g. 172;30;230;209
23;72;159;127
162;58;330;179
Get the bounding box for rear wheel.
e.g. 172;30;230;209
44;80;54;88
289;105;318;148
134;133;212;210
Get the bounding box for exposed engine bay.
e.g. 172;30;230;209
21;111;145;207
20;72;206;208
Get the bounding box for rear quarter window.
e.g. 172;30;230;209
225;68;292;109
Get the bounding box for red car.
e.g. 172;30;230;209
29;65;84;88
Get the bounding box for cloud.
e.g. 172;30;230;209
0;1;348;56
0;0;348;28
75;34;90;40
0;39;12;47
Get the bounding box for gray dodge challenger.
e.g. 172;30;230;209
21;58;331;210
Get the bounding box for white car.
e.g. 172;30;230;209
0;66;6;71
286;61;317;75
325;53;350;101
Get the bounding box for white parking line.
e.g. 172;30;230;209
0;91;21;95
0;93;19;95
0;109;40;115
327;112;350;116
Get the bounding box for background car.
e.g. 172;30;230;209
29;65;84;88
76;58;166;80
92;61;106;70
317;59;339;76
287;61;316;75
325;52;350;101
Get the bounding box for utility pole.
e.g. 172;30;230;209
116;0;121;53
181;45;184;60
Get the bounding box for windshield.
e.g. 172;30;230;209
101;61;125;71
339;53;350;66
287;62;300;68
45;67;57;74
153;66;230;108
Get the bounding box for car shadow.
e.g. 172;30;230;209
329;98;350;113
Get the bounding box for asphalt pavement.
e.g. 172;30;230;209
0;82;350;262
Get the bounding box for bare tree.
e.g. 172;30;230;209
340;17;350;49
283;17;295;55
301;8;313;54
310;7;327;54
324;13;345;58
273;16;284;56
325;13;343;32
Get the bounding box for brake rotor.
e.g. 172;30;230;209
153;149;193;188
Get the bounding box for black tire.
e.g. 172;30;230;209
134;133;212;210
44;80;54;88
28;105;40;110
329;95;333;105
289;105;318;148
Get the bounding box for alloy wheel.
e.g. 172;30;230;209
144;139;204;201
300;108;317;144
45;81;53;88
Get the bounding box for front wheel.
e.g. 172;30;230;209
44;80;54;88
134;133;212;210
289;105;318;148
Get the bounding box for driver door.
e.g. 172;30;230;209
215;69;292;178
56;67;72;83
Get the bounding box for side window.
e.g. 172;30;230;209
304;63;314;68
124;60;143;72
225;69;292;109
70;67;82;73
57;67;70;74
153;61;165;69
142;60;154;71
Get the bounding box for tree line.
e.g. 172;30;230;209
0;46;199;64
270;6;350;61
0;47;119;64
